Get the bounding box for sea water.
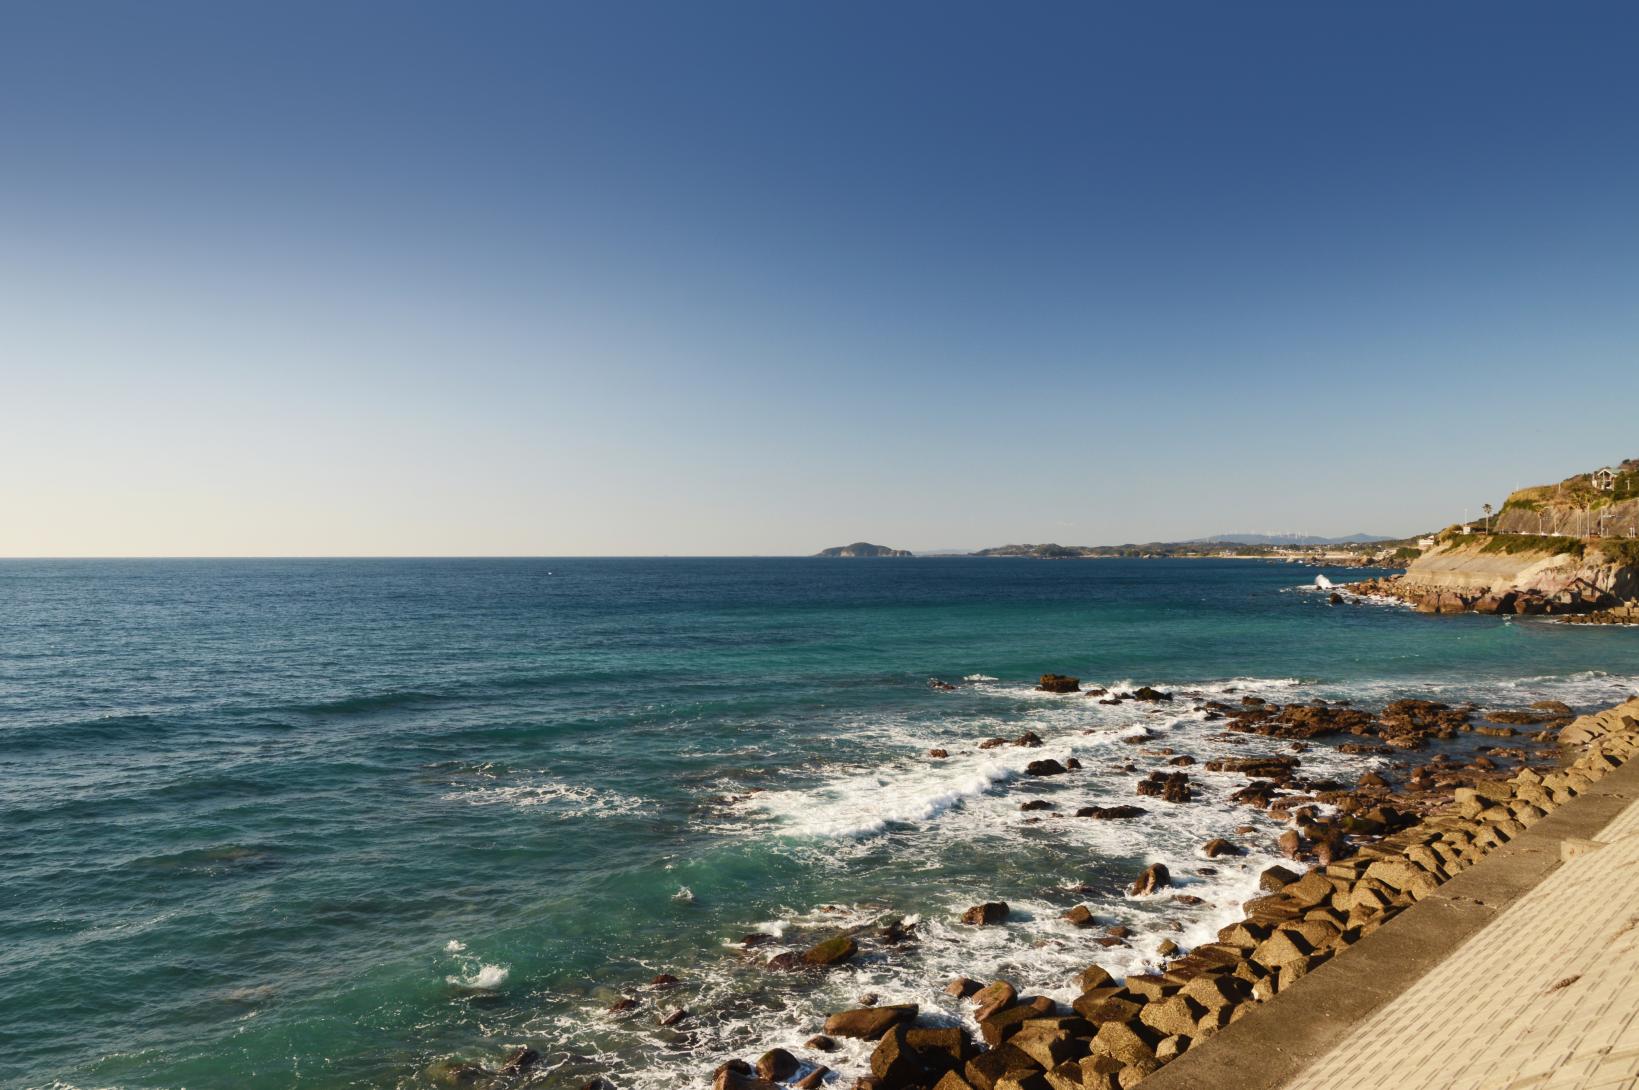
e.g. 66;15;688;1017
4;557;1638;1090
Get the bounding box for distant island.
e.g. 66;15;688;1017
813;542;913;557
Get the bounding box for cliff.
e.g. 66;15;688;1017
813;542;912;557
1352;534;1639;614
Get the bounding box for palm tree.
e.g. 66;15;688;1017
1482;502;1493;533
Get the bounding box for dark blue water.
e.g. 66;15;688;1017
4;558;1636;1090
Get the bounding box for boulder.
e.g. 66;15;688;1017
972;979;1018;1018
716;1068;779;1090
1020;799;1053;811
946;977;983;998
1139;994;1204;1038
963;902;1011;926
1076;965;1115;992
1062;905;1097;928
1038;675;1082;693
1072;995;1142;1024
1025;759;1068;777
1008;1027;1080;1070
1259;865;1300;891
980;998;1055;1046
757;1049;801;1082
871;1026;930;1089
795;1069;830;1090
824;1004;918;1040
1132;687;1173;702
1128;862;1171;896
803;935;858;967
907;1026;975;1072
805;1035;839;1052
1200;838;1241;858
1090;1021;1157;1067
964;1045;1043;1090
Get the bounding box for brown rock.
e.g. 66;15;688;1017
1201;837;1241;858
1140;995;1204;1038
758;1049;801;1082
824;1004;918;1040
803;935;858;967
963;1044;1042;1090
1038;675;1081;693
1062;905;1096;928
1259;865;1300;891
963;902;1010;926
1077;805;1148;819
1129;862;1171;896
1076;965;1115;991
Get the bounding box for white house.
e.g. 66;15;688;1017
1593;466;1617;492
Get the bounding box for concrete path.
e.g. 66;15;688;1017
1282;789;1639;1090
1142;754;1639;1090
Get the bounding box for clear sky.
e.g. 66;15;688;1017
3;2;1637;556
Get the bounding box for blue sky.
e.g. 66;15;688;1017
3;2;1637;555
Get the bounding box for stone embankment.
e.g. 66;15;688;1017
711;696;1639;1090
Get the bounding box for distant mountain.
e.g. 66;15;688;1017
1190;533;1396;546
813;542;913;557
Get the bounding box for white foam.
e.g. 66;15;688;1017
440;778;647;818
1315;574;1335;589
755;757;1018;839
447;963;509;990
444;939;466;953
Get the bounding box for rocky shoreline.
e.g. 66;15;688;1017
700;690;1639;1090
424;686;1639;1090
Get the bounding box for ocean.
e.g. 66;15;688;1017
4;557;1638;1090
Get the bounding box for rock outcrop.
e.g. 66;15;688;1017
1352;534;1639;614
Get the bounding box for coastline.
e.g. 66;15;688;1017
696;692;1639;1090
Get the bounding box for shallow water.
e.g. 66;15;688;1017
3;557;1637;1090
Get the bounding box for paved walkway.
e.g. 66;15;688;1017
1141;743;1639;1090
1283;796;1639;1090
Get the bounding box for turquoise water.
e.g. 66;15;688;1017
4;557;1638;1090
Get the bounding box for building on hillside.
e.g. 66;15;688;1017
1593;466;1617;492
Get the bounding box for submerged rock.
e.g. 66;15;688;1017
1076;805;1147;819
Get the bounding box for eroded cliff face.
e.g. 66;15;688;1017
1352;537;1639;614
